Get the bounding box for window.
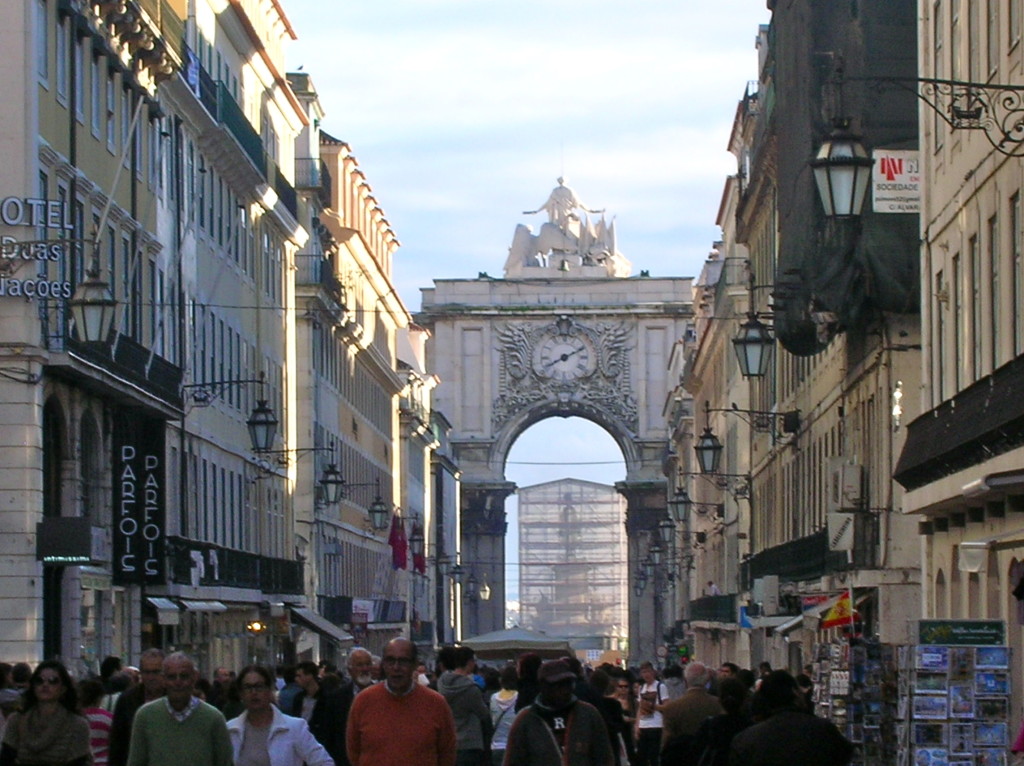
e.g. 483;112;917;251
935;270;946;403
1013;193;1024;354
988;215;1000;368
951;0;961;81
970;235;982;378
934;1;945;151
55;15;68;101
74;37;84;122
1012;0;1022;48
121;91;130;165
106;77;115;150
36;0;48;84
987;0;998;74
968;0;980;81
90;55;100;136
952;253;962;390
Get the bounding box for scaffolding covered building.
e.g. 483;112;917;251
518;479;627;654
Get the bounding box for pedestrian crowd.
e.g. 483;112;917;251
0;646;853;766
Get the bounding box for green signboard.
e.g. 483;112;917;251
918;620;1005;646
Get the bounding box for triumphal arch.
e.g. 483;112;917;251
416;180;694;659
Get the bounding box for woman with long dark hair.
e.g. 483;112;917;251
0;661;92;766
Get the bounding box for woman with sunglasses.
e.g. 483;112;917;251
0;660;92;766
226;665;334;766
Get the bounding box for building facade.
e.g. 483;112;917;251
895;0;1024;727
0;0;432;672
681;1;924;672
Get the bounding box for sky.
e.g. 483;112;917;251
280;0;772;603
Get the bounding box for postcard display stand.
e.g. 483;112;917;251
811;637;900;766
900;620;1011;766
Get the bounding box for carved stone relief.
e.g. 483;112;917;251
492;316;637;432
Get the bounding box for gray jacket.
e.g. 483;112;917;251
437;671;490;751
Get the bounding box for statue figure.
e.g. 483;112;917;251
523;177;604;234
504;179;631;278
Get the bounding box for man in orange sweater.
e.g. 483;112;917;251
346;637;457;766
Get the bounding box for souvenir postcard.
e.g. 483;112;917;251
973;722;1008;747
916;646;949;671
913;695;949;720
974;749;1006;766
913;723;946;747
974;647;1009;669
913;747;948;766
974;672;1008;695
974;697;1008;720
947;682;973;718
915;673;949;694
948;723;972;754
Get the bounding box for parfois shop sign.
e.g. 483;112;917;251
0;196;74;299
112;414;165;585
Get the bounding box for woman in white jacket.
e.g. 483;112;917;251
227;665;334;766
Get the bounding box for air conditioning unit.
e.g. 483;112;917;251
752;575;780;616
828;459;863;512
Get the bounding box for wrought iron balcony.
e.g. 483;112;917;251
294;158;333;209
166;536;303;594
688;593;737;624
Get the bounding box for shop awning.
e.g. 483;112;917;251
179;600;227;612
959;527;1024;571
147;597;179;612
290;607;354;644
749;615;793;629
776;613;805;634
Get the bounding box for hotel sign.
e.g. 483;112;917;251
112;415;166;585
0;196;76;298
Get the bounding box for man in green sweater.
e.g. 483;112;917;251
126;652;233;766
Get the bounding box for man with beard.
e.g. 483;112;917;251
335;649;377;766
503;659;613;766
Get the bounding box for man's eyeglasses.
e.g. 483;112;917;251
163;673;193;681
33;676;61;687
382;657;414;667
242;683;270;693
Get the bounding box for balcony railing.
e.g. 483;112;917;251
166;536;303;594
688;593;737;623
741;529;851;589
294;158;333;208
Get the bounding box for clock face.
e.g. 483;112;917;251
533;333;596;382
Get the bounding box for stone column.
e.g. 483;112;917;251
617;481;670;665
460;482;515;637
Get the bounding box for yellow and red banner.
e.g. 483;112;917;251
820;589;854;629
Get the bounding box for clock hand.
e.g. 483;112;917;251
544;347;583;368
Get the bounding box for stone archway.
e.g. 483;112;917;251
416;183;694;660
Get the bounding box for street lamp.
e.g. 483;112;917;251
246;400;279;453
694;424;724;475
810;122;874;217
68;271;116;343
732;312;774;378
318;464;347;506
408;522;425;558
657;518;675;546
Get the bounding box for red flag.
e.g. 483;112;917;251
388;513;408;570
412;521;426;575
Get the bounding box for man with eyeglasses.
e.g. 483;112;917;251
109;649;166;766
126;652;232;766
346;637;456;766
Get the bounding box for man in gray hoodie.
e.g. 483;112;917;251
438;645;491;766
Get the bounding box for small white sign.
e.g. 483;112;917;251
872;150;921;213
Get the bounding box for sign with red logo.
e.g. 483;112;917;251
872;150;921;213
